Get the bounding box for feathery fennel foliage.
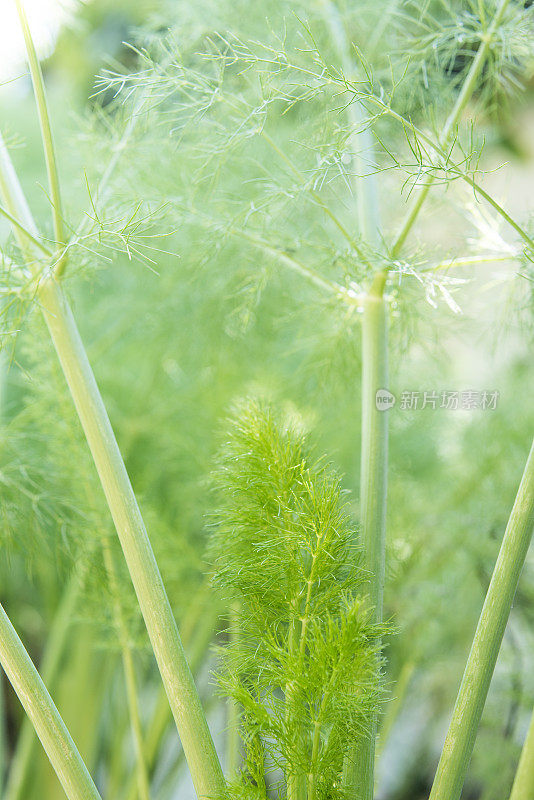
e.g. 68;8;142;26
209;403;384;799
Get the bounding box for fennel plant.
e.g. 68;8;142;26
0;1;533;800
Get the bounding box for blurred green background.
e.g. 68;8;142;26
0;1;533;799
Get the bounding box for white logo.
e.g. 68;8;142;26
375;389;396;410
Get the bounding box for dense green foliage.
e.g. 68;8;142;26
210;404;383;799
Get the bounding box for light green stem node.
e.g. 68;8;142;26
429;439;534;800
15;0;66;272
0;603;102;800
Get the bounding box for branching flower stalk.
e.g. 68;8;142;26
428;439;534;800
0;603;102;800
0;9;225;797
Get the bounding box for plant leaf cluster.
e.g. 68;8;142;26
209;402;384;799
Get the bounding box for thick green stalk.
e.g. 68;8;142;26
0;603;101;800
0;135;224;799
37;275;224;800
15;0;65;269
342;271;388;800
391;0;512;257
510;707;534;800
4;569;84;800
429;439;534;800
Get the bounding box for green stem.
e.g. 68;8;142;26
510;707;534;800
320;0;381;245
0;134;224;799
37;276;224;799
15;0;65;273
226;602;241;776
286;596;304;800
0;203;52;256
343;269;388;800
390;0;512;258
429;439;534;800
102;541;151;800
4;568;84;800
0;603;101;800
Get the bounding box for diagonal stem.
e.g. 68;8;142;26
429;439;534;800
4;566;85;800
0;603;101;800
0;131;224;799
342;270;388;799
510;705;534;800
390;0;512;258
16;0;65;272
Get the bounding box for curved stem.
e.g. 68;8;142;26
319;0;381;246
0;603;101;800
429;439;534;800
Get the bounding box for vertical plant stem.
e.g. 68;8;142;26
429;439;534;800
286;596;305;800
0;603;101;800
343;270;388;800
0;135;224;799
102;540;151;800
226;602;241;776
15;0;65;269
509;706;534;800
4;568;84;800
320;0;381;244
